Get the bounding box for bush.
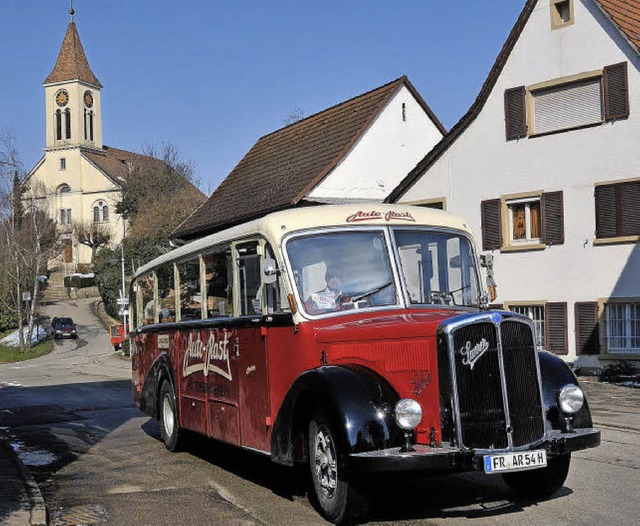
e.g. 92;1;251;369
0;311;19;332
64;275;96;288
599;360;637;383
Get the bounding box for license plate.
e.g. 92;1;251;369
484;450;547;473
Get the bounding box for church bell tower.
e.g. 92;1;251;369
43;8;103;151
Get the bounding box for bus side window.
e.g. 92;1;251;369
157;263;177;323
236;242;262;316
139;273;155;326
177;257;202;321
264;243;282;314
204;246;232;317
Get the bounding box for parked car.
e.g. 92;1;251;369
51;317;77;339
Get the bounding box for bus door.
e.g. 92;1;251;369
234;240;271;452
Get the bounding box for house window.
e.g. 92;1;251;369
60;158;66;170
595;180;640;239
60;208;72;225
551;0;573;29
58;183;70;194
481;192;564;251
511;304;546;351
507;197;541;244
504;63;629;140
532;77;602;135
402;103;407;122
605;302;640;353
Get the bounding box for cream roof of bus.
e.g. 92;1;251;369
134;204;474;279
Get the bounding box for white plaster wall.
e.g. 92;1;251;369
28;149;124;265
309;85;443;201
399;0;640;361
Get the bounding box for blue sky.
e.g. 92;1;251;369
1;0;525;194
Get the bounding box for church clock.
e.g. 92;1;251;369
55;89;69;107
84;90;94;108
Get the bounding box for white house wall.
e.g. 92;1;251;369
309;86;443;201
399;0;640;363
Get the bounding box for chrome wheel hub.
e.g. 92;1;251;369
162;395;174;436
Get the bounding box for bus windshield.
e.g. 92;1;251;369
286;230;397;315
286;228;481;315
393;229;480;308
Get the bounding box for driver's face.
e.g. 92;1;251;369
326;274;341;292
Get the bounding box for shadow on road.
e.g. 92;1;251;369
140;417;574;524
0;379;137;522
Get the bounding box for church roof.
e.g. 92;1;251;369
44;21;102;87
172;76;444;240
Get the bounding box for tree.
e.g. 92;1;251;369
115;142;205;247
73;219;112;263
0;130;61;351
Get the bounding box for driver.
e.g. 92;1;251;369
305;266;345;314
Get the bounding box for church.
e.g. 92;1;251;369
22;11;186;268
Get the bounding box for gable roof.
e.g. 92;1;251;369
172;76;445;240
44;21;102;87
596;0;640;52
386;0;639;203
82;146;203;198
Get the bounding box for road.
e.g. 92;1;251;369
0;298;638;525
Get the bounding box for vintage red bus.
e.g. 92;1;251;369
129;204;599;523
110;324;125;351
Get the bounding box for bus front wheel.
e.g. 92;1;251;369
309;416;364;524
159;380;183;452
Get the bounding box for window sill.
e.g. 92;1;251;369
501;243;547;253
594;236;640;246
600;351;640;360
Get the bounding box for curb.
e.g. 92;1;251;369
0;439;48;526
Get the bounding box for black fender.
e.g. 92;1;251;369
538;351;593;430
139;352;178;421
270;364;403;466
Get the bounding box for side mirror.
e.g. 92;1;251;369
261;258;279;284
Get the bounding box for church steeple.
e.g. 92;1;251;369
43;12;103;151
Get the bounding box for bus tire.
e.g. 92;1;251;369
502;453;571;498
309;415;362;524
159;380;183;452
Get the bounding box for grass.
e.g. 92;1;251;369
0;333;53;363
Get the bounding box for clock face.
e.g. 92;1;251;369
84;90;94;108
55;90;69;107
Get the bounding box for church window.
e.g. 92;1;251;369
55;110;62;141
89;111;94;142
60;208;72;225
58;183;70;194
60;158;66;170
84;109;87;141
93;200;109;223
65;109;71;140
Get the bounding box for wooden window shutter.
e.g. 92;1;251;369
594;184;617;238
541;191;564;245
545;302;568;355
620;181;640;236
604;62;629;121
575;302;600;355
504;86;527;140
481;199;502;250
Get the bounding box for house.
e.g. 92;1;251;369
388;0;640;367
171;76;446;241
23;12;202;267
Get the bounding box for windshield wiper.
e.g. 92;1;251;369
429;285;471;305
350;281;394;303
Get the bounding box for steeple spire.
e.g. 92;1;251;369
43;14;102;87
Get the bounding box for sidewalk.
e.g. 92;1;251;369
0;378;637;525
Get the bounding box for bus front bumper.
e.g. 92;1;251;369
348;428;600;474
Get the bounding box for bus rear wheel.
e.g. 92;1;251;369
159;380;183;452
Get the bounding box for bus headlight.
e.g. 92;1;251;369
558;384;584;414
394;399;422;430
